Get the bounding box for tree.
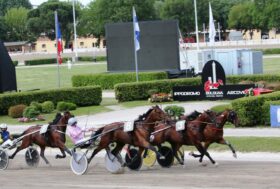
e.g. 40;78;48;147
78;0;157;38
0;0;32;16
160;0;194;34
27;0;80;47
0;17;8;41
228;2;256;39
4;7;30;41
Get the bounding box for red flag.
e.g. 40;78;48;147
55;13;63;64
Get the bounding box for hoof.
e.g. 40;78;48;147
199;162;207;167
233;153;237;158
214;162;219;167
188;151;194;156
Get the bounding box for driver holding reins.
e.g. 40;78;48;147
0;123;13;147
67;117;97;146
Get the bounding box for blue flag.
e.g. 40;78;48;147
133;7;140;51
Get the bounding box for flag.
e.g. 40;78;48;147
133;7;140;51
209;2;216;46
55;12;63;64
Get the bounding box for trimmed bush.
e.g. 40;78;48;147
115;78;201;102
8;104;27;118
41;101;55;113
210;104;232;113
231;91;280;126
78;56;106;62
0;86;102;115
164;105;185;119
23;106;40;119
258;48;280;55
25;58;66;66
13;61;18;66
72;72;168;89
30;101;42;112
57;101;77;111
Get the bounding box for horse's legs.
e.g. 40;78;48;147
171;143;184;165
87;146;103;164
111;143;125;166
219;139;237;158
55;141;71;159
39;146;50;164
87;138;109;164
9;141;30;159
135;139;164;159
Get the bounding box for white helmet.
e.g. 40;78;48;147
0;123;7;129
68;117;77;126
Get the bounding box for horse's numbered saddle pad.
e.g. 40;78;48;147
124;121;134;132
175;120;186;131
40;124;49;134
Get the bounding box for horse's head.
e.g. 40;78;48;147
198;110;217;124
53;111;72;131
142;105;170;123
226;110;239;127
189;110;202;121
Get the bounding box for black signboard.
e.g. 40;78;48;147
173;84;254;101
173;60;255;101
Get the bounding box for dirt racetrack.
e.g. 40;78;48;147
1;154;280;189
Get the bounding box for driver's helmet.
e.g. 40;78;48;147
0;123;7;130
68;117;77;126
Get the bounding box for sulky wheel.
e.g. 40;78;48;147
0;148;9;170
125;148;142;171
157;146;174;168
70;152;88;175
142;149;156;167
104;151;124;174
25;147;40;167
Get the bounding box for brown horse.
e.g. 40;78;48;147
9;111;72;164
190;109;239;162
150;111;217;166
87;105;170;165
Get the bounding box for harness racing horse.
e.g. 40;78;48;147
190;109;239;162
150;111;217;166
9;111;72;164
87;105;170;167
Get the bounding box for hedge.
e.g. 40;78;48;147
114;78;201;102
25;58;67;66
231;91;280;126
78;56;106;62
72;72;168;89
256;48;280;55
0;86;102;115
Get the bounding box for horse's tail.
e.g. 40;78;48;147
12;130;27;140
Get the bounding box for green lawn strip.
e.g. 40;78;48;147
263;58;280;74
180;137;280;153
16;63;107;91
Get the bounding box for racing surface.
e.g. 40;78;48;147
1;154;280;189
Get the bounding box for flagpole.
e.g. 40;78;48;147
72;0;78;61
55;11;61;88
132;7;139;82
194;0;200;50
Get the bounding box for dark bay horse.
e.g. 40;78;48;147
87;105;170;165
150;111;217;166
190;109;239;162
9;111;72;164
